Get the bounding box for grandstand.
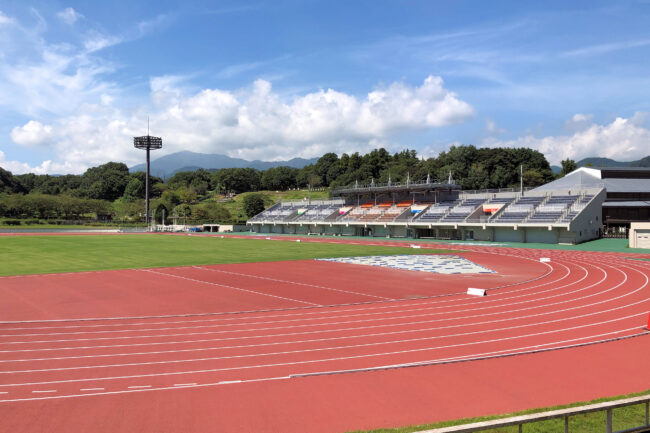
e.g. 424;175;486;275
245;168;650;244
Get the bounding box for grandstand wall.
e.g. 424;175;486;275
247;179;611;244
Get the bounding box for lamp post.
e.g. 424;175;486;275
133;121;162;224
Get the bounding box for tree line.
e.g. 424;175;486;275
0;145;567;223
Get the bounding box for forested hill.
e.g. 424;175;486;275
0;146;556;200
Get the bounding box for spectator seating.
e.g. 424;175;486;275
416;200;460;222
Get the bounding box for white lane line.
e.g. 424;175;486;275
0;375;292;403
1;311;645;388
173;383;196;387
0;260;607;346
141;269;321;307
0;249;556;327
0;392;7;394
0;256;571;341
294;326;646;376
3;300;647;375
127;385;151;389
80;388;104;391
218;380;241;384
0;261;585;344
4;277;645;366
0;329;644;404
32;390;56;393
1;259;642;365
192;265;393;300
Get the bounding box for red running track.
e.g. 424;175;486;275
0;236;649;433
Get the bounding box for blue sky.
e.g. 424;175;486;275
1;0;650;174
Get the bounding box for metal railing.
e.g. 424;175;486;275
417;394;650;433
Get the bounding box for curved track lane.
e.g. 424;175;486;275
1;241;648;408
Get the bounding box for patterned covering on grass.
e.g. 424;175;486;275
317;254;494;274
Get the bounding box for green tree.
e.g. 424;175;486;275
260;166;298;190
214;168;261;193
79;162;130;201
242;193;266;217
123;178;145;201
560;158;578;177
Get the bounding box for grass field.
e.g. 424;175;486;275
350;389;650;433
0;234;449;276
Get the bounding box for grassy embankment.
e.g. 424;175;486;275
0;189;331;228
216;189;331;222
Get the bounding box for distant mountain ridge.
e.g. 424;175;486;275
551;155;650;174
129;151;319;178
576;156;650;168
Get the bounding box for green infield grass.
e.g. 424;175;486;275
0;234;451;276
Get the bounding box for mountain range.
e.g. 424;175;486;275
132;150;650;179
550;155;650;173
129;151;319;178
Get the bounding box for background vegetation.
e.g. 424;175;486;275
0;145;561;225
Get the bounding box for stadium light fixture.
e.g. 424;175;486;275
133;118;162;224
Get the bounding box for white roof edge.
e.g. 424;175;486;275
573;167;602;179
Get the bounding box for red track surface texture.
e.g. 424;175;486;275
1;236;649;433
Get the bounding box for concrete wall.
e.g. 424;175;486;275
469;226;493;241
570;189;606;243
494;226;525;242
630;222;650;249
525;227;559;244
390;226;408;238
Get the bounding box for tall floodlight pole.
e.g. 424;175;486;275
134;121;162;224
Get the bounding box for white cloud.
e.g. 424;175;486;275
0;10;474;174
563;113;594;132
484;112;650;164
562;39;650;57
0;150;77;175
56;7;83;25
485;119;506;135
0;10;15;26
5;75;474;173
10;120;53;146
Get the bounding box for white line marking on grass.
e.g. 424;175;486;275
141;269;321;306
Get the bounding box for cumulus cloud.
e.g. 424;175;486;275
10;120;54;146
0;150;76;175
5;75;474;173
56;7;83;25
484;112;650;164
563;113;594;132
0;9;475;174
